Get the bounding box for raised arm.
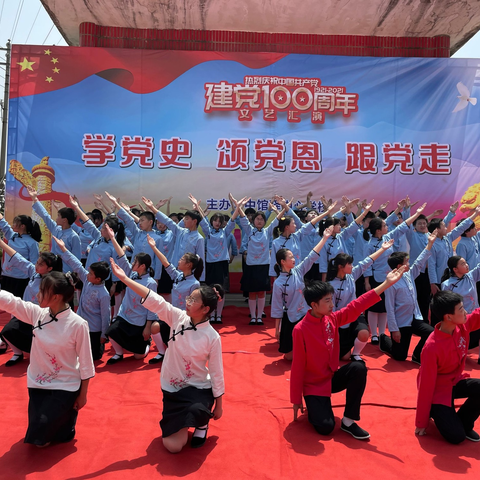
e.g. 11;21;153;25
354;199;375;225
368;238;394;263
93;194;114;214
68;195;89;223
110;258;150;298
309;201;339;226
0;237;17;258
373;265;409;296
146;234;169;268
404;203;427;227
52;236;87;282
120;202;140;224
105;223;126;258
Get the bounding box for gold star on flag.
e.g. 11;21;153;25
17;57;35;71
44;49;51;55
52;67;60;74
46;77;54;83
51;58;59;64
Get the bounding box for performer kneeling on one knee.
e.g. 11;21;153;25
416;290;480;444
110;258;224;453
290;265;408;440
0;272;94;447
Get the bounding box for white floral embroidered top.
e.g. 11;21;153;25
142;291;224;398
0;291;95;391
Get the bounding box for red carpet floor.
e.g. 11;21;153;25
1;306;480;480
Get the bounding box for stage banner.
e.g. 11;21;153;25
6;45;480;252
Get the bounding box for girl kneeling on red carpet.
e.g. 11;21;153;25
110;258;224;453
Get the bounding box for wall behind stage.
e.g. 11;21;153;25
6;45;480;254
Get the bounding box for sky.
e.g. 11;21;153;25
0;0;479;120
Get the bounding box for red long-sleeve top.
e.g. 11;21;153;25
415;308;480;429
290;290;381;404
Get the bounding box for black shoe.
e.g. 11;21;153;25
341;421;370;440
411;355;421;366
106;354;123;365
5;353;23;367
148;354;164;364
371;335;379;345
350;354;365;363
379;334;388;353
262;312;266;318
216;317;223;324
249;318;256;325
191;427;208;448
0;345;7;355
256;318;264;325
466;430;480;442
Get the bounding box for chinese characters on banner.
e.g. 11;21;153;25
82;134;451;175
204;76;358;124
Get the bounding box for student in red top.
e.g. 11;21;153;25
290;265;408;440
415;290;480;443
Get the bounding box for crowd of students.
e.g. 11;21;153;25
0;190;479;452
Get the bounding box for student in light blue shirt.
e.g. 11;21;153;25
427;205;480;297
455;221;480;271
364;203;427;345
380;230;437;363
27;186;81;273
328;239;394;362
104;225;158;365
237;195;285;325
54;237;111;361
0;212;41;297
271;226;333;360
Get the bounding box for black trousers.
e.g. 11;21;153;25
431;378;480;444
382;318;434;361
304;362;367;435
89;332;104;361
415;271;431;322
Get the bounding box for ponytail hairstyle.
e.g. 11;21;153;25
319;217;340;237
274;248;290;276
13;215;42;242
39;271;76;304
39;252;63;273
105;215;125;247
274;216;294;238
133;252;154;277
326;253;353;281
198;284;224;315
441;255;462;283
364;217;383;241
184;252;204;280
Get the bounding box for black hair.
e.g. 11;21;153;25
274;248;290;276
326;253;353;281
39;252;63;273
133;252;154;277
183;252;204;280
184;210;201;226
364;217;384;241
440;255;463;283
430;290;463;325
428;218;442;233
364;211;376;221
253;211;267;225
169;213;179;221
139;211;155;225
177;213;184;221
388;252;409;270
413;214;428;227
244;207;256;216
58;207;76;226
13;215;42;242
294;210;306;222
197;284;224;315
377;211;388;220
209;213;224;227
319;217;340;236
91;209;104;224
223;214;230;222
303;280;335;306
39;271;76;303
104;215;125;247
89;261;110;281
275;216;294;237
131;208;142;217
457;218;475;237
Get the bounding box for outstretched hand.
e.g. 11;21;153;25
385;265;408;286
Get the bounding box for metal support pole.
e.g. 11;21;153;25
0;40;11;185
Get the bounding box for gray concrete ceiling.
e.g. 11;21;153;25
42;0;480;54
